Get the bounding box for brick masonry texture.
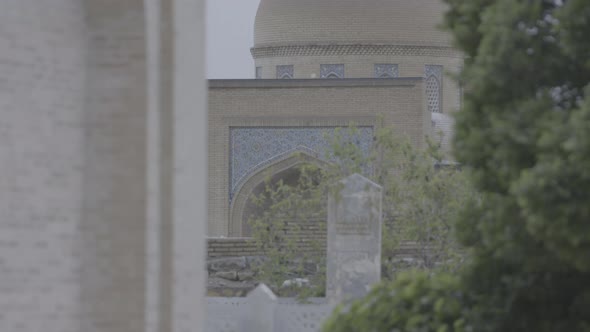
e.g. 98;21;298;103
0;0;459;330
0;2;87;331
254;0;451;48
208;79;428;237
206;237;424;260
81;2;148;331
208;238;262;258
0;1;157;332
207;219;327;258
252;52;463;116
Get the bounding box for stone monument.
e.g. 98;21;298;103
326;174;382;304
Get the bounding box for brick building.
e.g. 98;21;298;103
208;0;463;237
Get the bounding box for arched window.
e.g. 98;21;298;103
320;64;344;79
374;64;399;78
276;65;294;79
425;65;443;113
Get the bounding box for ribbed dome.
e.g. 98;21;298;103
254;0;451;48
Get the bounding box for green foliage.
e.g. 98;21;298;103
322;272;469;332
248;125;474;296
375;131;473;274
325;1;590;331
445;0;590;330
249;162;327;297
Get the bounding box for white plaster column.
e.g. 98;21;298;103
145;0;208;331
171;0;208;331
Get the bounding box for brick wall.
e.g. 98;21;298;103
208;238;261;258
206;238;423;259
208;79;427;237
253;52;463;115
254;0;451;48
208;222;327;258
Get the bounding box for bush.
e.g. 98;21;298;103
248;126;473;296
323;272;469;332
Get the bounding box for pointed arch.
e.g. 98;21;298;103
426;75;441;113
276;65;294;79
425;65;443;113
229;150;330;237
320;64;344;79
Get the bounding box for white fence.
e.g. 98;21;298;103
206;285;335;332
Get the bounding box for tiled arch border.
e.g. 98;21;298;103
229;150;331;237
225;116;378;237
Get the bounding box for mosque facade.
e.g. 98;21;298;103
207;0;462;237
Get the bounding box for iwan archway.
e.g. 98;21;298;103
229;150;330;237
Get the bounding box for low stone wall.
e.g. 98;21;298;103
208;237;262;258
207;220;327;258
206;236;425;297
207;237;422;259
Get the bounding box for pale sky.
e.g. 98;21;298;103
206;0;261;79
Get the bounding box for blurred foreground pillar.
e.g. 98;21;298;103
145;1;208;332
0;0;207;331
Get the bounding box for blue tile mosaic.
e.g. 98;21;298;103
230;126;373;200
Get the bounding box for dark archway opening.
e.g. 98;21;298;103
241;164;325;237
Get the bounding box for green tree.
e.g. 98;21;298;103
325;1;590;331
249;125;473;296
448;0;590;330
323;272;468;332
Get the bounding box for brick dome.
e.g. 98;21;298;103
253;0;451;48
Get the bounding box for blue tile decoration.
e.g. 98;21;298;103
276;65;294;79
425;65;443;81
375;64;399;78
320;64;345;78
230;126;373;201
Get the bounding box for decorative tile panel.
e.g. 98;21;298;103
374;64;399;78
251;45;463;59
320;64;344;79
230;127;373;200
255;66;262;79
425;65;443;113
276;65;294;79
425;65;443;80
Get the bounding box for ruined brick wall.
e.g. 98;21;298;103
207;219;327;258
208;238;262;258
